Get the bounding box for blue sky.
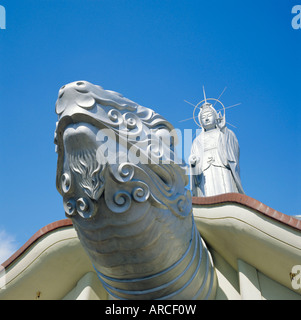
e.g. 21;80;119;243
0;0;300;263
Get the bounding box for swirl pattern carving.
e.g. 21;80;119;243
55;80;217;300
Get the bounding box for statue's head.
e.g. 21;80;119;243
198;103;218;130
54;81;192;220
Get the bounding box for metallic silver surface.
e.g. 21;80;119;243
189;102;244;197
55;81;217;300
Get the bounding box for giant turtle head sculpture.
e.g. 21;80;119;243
54;80;217;300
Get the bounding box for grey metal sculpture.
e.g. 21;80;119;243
189;98;244;197
54;80;217;300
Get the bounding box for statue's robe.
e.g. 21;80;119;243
190;127;244;197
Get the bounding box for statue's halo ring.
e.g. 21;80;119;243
193;98;225;127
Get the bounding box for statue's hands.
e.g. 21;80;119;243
189;155;199;167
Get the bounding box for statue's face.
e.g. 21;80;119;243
200;111;216;129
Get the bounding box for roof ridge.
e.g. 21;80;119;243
192;193;301;231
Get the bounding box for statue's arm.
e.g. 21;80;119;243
222;128;244;193
189;139;201;169
222;128;240;164
188;139;204;196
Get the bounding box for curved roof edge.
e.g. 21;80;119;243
2;193;299;269
2;219;73;269
192;193;301;232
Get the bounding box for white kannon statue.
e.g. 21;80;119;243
189;101;244;197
